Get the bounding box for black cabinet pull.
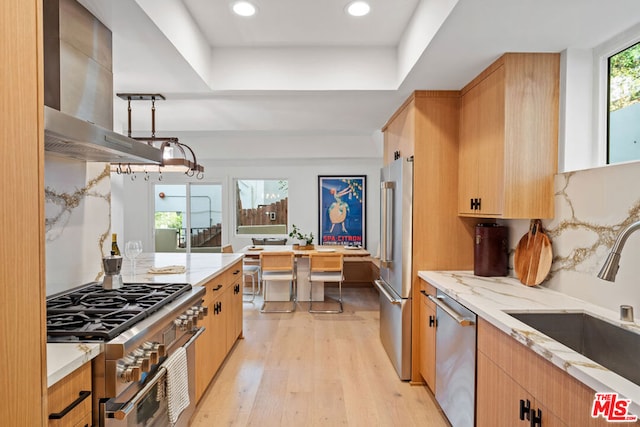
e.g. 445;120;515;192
519;399;531;421
530;408;542;427
233;269;241;275
470;198;474;210
213;284;223;291
477;198;481;210
49;390;91;419
429;315;436;327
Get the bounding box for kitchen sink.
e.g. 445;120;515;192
507;311;640;386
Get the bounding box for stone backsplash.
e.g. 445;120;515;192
506;161;640;314
44;156;111;295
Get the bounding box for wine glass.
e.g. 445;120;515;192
124;240;143;275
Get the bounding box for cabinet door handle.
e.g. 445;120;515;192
49;390;91;419
470;198;474;210
429;315;436;327
519;399;531;421
477;198;481;210
530;408;542;427
213;284;223;291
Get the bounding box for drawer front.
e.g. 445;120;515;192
48;362;92;427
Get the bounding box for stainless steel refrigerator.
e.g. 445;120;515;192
374;156;413;380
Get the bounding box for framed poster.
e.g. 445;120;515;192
318;175;366;247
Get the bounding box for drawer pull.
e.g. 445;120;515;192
49;390;91;419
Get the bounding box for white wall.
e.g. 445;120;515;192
113;157;382;255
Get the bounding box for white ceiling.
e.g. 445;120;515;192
78;0;640;159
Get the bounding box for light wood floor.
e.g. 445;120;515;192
190;287;450;427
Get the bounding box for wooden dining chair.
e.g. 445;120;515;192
308;252;344;313
259;251;296;313
222;244;260;302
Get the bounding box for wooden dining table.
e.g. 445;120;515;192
239;245;370;302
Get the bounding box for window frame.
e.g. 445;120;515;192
594;25;640;166
233;178;289;237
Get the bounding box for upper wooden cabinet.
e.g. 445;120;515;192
458;53;559;218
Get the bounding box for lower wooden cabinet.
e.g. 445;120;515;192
47;361;92;427
477;351;566;426
195;260;243;402
477;318;638;426
418;280;437;392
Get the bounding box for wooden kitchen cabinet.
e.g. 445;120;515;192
47;361;92;427
226;266;244;350
418;280;437;392
477;318;635;426
195;260;243;402
382;91;479;382
458;53;559;218
477;352;566;427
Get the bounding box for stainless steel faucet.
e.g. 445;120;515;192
598;220;640;281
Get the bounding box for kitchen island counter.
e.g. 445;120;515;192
47;252;243;387
419;270;640;416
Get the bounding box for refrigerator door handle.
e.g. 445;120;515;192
374;279;402;304
428;295;475;326
380;181;395;267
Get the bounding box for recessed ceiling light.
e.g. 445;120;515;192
346;1;370;17
232;1;257;17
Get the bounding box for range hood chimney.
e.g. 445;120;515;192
43;0;162;164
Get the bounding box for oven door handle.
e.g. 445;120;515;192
184;326;205;349
113;366;167;421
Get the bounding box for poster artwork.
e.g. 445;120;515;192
318;176;366;247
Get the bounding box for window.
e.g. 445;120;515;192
235;179;288;235
154;183;223;252
608;41;640;164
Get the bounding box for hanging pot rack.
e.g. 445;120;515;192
111;93;204;179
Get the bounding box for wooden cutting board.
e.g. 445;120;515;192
514;219;553;286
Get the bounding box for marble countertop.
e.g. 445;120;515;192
119;252;244;286
419;271;640;415
47;252;243;387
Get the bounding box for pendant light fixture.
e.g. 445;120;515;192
111;93;204;179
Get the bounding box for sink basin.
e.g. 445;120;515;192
508;311;640;386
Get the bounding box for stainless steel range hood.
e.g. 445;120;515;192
44;106;163;163
43;0;162;164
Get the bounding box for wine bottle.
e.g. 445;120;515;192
111;233;121;256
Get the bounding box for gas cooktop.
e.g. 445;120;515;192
46;282;192;342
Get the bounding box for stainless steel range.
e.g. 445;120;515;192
46;282;206;427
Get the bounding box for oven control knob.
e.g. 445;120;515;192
156;343;166;358
147;350;159;365
198;306;208;318
139;357;150;372
141;342;159;364
186;310;198;326
128;366;142;382
120;365;141;382
132;350;151;372
191;305;205;320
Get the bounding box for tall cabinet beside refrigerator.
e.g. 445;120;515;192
378;91;478;383
374;156;413;380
